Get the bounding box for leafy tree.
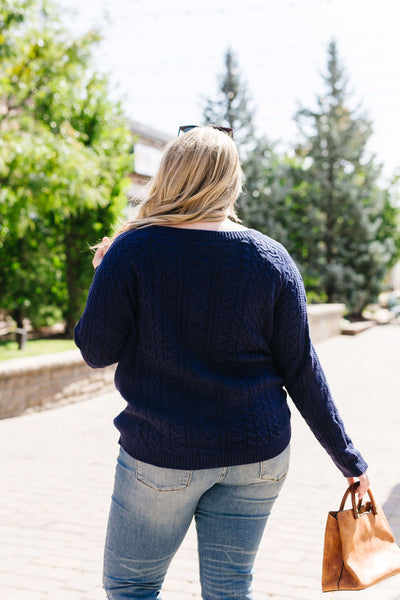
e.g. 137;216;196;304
289;40;400;313
0;0;133;335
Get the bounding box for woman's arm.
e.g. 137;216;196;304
270;251;368;494
74;234;137;368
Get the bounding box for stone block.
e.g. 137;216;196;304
307;303;345;344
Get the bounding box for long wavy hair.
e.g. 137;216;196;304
108;125;243;243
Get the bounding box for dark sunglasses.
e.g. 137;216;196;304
178;125;234;138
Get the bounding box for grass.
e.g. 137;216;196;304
0;338;77;361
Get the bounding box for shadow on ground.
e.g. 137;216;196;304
382;483;400;541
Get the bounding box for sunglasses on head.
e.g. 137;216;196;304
178;125;234;138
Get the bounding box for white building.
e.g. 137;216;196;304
127;121;173;207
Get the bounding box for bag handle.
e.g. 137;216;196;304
339;482;378;519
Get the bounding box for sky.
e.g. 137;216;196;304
59;0;400;182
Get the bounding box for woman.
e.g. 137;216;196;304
74;125;369;600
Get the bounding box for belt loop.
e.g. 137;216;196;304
217;466;228;482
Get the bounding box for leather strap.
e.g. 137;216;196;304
339;483;378;519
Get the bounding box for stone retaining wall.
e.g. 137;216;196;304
307;303;345;343
0;304;345;419
0;349;115;420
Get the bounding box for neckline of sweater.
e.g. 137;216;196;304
148;225;260;241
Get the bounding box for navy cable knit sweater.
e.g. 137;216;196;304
74;225;367;477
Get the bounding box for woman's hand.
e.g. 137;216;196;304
92;237;111;269
346;471;370;499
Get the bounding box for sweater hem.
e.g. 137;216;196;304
118;426;291;470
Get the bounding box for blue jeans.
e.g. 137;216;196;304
103;445;290;600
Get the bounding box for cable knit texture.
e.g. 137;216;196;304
74;226;367;477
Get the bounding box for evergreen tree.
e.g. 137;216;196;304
202;49;285;229
202;44;399;314
236;136;291;239
291;40;399;314
202;49;256;157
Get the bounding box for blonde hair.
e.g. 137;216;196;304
108;126;243;242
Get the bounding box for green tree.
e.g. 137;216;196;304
290;40;400;313
202;49;285;228
235;136;290;238
202;49;256;157
0;0;133;335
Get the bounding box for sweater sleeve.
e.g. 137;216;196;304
269;251;368;478
74;235;137;369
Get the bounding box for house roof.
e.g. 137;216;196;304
130;120;174;146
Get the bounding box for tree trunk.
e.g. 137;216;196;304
325;161;335;303
11;307;24;329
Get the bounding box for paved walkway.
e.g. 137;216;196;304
1;325;400;600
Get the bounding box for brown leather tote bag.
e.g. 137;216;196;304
322;482;400;592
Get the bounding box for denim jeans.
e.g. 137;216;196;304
103;445;290;600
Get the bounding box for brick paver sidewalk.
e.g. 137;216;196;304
1;325;399;599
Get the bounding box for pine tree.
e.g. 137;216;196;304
202;49;286;228
236;135;290;238
202;49;256;157
292;40;399;314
